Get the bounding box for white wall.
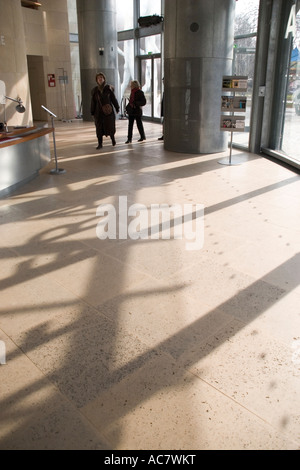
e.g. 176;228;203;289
0;0;75;126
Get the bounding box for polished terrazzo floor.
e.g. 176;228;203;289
0;119;299;450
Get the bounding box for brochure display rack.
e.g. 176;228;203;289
219;75;248;165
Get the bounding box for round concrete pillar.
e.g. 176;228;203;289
164;0;235;154
76;0;118;120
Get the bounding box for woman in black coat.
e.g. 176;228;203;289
125;80;146;143
91;72;120;149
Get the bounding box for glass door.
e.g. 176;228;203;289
140;55;162;120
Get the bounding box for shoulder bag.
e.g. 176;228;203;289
125;103;134;116
102;103;113;115
97;92;113;115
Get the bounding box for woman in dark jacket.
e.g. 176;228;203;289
91;72;120;149
125;80;146;143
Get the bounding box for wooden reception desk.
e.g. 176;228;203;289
0;126;53;197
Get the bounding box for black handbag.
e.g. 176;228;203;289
125;103;134;116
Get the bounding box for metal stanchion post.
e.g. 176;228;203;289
41;105;66;174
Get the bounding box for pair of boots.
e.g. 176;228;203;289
96;135;116;149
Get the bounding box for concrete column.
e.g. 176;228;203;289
164;0;235;154
76;0;118;121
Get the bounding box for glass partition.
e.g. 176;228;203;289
281;6;300;163
139;0;161;16
118;39;135;114
153;57;162;119
232;0;259;148
116;0;134;31
140;56;162;119
117;1;163;121
139;34;161;55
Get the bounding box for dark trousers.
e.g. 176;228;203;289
95;122;103;145
127;115;145;141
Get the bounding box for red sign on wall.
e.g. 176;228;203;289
47;74;56;87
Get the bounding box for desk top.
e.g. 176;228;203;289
0;126;36;139
0;126;53;149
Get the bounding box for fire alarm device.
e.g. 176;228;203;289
48;74;56;87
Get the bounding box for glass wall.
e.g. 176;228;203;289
139;34;161;55
67;0;81;117
232;0;260;147
116;0;134;30
139;0;161;16
118;39;135;115
140;55;162;118
117;0;163;121
281;5;300;163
